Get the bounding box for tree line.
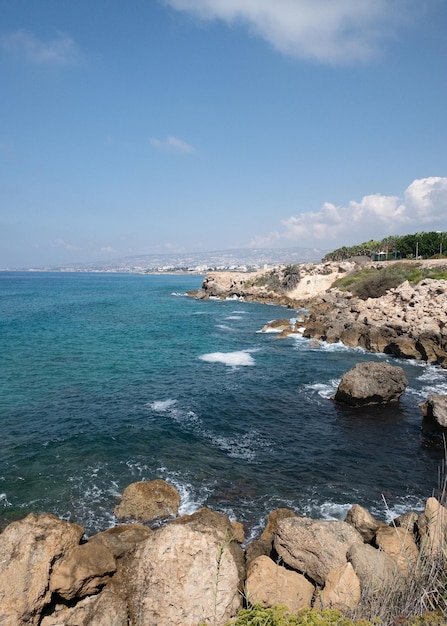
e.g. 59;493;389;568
322;231;446;262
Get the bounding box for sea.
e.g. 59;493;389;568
1;271;447;539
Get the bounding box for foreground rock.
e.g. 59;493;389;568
332;362;408;406
420;394;447;431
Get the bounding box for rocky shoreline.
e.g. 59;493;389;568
1;478;447;626
191;259;447;369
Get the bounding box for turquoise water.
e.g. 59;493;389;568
1;271;446;537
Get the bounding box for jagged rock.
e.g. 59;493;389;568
347;542;401;592
385;337;422;360
40;588;128;626
420;394;447;430
49;542;116;600
393;510;419;533
117;522;242;626
113;479;180;523
175;506;245;544
315;562;361;612
374;526;419;574
0;513;84;626
245;555;314;612
88;523;152;559
345;504;387;543
332;361;408;406
274;517;363;586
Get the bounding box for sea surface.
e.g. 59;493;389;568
1;271;447;538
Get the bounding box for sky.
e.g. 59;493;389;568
1;0;446;267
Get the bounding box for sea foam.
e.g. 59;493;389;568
199;350;255;367
148;399;178;412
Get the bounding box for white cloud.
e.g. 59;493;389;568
53;239;80;251
150;135;196;154
250;177;447;248
163;0;412;63
1;30;79;65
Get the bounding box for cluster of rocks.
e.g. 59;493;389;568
302;278;447;368
1;478;447;626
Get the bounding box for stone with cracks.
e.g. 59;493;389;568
118;522;242;626
333;361;408;406
0;513;84;626
316;563;361;612
420;394;447;430
40;588;128;626
345;503;387;543
347;542;401;593
273;517;363;586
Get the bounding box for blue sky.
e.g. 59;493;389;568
1;0;446;267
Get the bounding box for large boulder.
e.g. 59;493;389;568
418;497;447;558
332;361;408;406
374;525;419;575
273;517;363;586
245;555;314;612
49;542;117;600
315;562;361;612
40;588;128;626
0;513;84;626
245;508;297;567
347;542;401;593
117;522;242;626
113;479;180;523
420;394;447;430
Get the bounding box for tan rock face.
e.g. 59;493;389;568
274;517;363;586
120;523;242;626
50;542;117;600
333;361;408;406
245;555;314;613
0;513;84;626
88;523;152;559
316;562;361;612
374;526;419;574
114;479;180;522
347;542;400;593
420;497;447;558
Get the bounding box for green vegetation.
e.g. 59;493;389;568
333;262;447;299
224;606;372;626
252;265;301;293
323;231;447;262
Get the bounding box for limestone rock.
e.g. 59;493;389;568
119;522;242;626
88;523;152;559
40;588;128;626
245;555;314;613
420;394;447;430
333;361;408;406
347;542;400;593
246;508;297;567
113;479;180;522
0;513;84;626
274;517;363;586
345;503;386;543
374;525;419;574
316;562;361;612
175;506;244;544
50;542;117;600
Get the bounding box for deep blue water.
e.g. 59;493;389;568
1;271;446;537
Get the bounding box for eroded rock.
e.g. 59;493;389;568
333;361;408;406
113;479;180;523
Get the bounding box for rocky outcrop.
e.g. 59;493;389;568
113;479;180;523
332;362;408;406
2;490;447;625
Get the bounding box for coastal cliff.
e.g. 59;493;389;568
192;259;447;368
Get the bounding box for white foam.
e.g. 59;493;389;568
199;350;255;367
170;292;187;297
210;431;271;461
149;399;177;412
225;315;242;320
305;380;339;399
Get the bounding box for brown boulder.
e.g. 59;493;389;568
40;588;128;626
0;513;84;626
118;522;242;626
374;525;419;574
113;479;180;522
245;555;314;612
245;508;297;567
88;523;152;559
316;562;361;612
49;542;116;600
347;542;400;593
274;517;363;586
333;361;408;406
420;394;447;430
345;503;387;543
419;497;447;558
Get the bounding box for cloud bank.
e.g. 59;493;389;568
163;0;414;63
250;177;447;248
1;30;79;65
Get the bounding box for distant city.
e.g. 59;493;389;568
4;247;327;273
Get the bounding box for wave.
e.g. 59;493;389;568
199;350;256;367
170;292;188;297
148;399;178;412
210;431;271;462
305;380;339;399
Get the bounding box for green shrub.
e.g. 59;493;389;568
224;605;373;626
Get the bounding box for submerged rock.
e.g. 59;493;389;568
332;361;408;406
